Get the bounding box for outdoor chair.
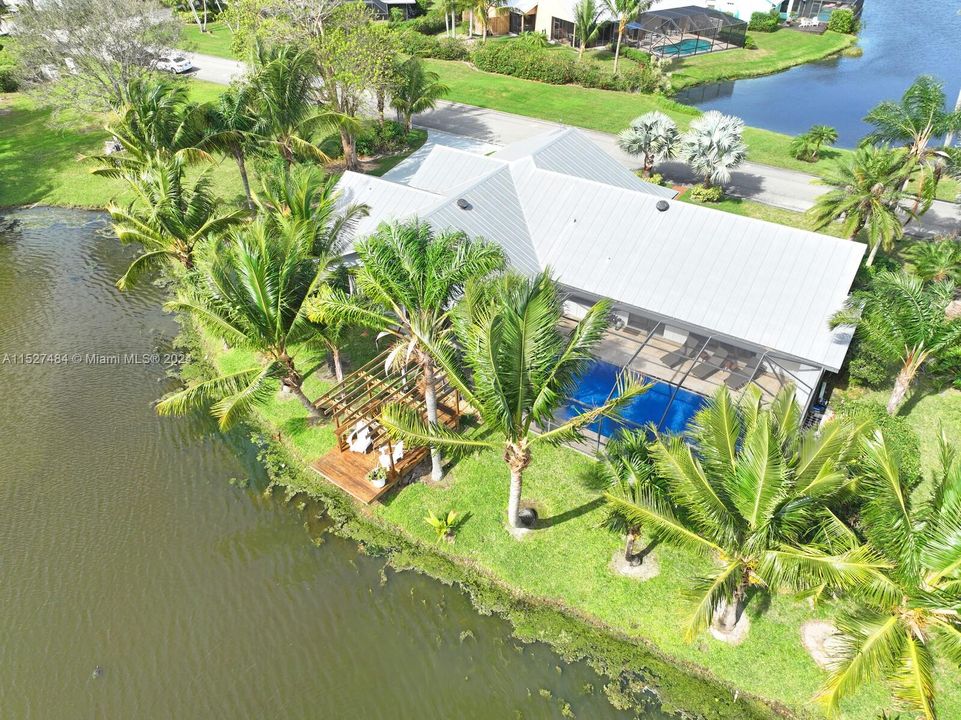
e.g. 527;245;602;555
378;440;405;469
689;349;727;381
348;421;373;454
660;337;701;369
723;370;751;392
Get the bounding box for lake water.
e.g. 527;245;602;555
0;207;663;719
676;0;961;147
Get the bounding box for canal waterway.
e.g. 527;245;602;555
676;0;961;147
0;207;665;719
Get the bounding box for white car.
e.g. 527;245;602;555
156;54;193;74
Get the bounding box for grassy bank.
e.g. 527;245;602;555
179;21;236;60
669;29;855;89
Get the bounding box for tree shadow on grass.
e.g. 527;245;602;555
536;496;605;529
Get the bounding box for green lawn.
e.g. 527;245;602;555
678;191;848;237
178;21;237;60
669;29;855;89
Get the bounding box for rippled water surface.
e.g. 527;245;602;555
0;208;660;719
677;1;961;147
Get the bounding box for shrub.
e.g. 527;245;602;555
647;172;666;187
827;8;858;34
356;120;408;156
0;45;17;93
394;29;469;60
743;34;758;50
388;7;406;24
748;9;779;32
517;30;548;48
401;11;448;35
620;47;650;65
688;184;723;202
832;397;922;488
846;338;894;388
471;40;574;84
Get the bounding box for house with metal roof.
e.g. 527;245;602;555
335;127;865;441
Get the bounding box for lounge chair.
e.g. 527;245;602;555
660;337;702;369
723;371;751;392
379;440;405;469
348;421;373;454
689;349;727;381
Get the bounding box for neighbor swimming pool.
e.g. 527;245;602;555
561;360;707;437
658;38;713;57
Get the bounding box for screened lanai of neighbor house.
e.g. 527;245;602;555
627;6;748;57
333;128;865;446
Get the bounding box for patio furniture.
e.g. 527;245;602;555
348;421;373;454
689;348;727;381
379;440;405;469
723;370;751;392
660;337;701;368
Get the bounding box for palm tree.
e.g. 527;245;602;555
906;238;961;283
831;271;961;415
200;84;260;208
390;57;449;133
791;124;838;162
106;157;248;290
248;44;342;174
573;0;602;61
604;386;872;639
863;75;961;205
602;430;665;566
381;271;648;529
312;221;505;482
815;431;961;720
810;145;917;266
602;0;650;75
157;219;332;428
617;111;681;177
679;110;747;189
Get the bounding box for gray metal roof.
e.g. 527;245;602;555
333;128;864;370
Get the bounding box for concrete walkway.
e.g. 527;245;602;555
185;52;960;237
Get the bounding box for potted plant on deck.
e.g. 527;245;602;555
367;466;388;489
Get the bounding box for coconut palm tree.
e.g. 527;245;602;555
380;271;648;529
831;271;961;415
602;430;665;566
603;386;872;640
157;219;332;428
390;57;449;133
810;145;917;266
573;0;602;60
602;0;650;75
311;221;505;482
617;111;681;177
814;431;961;720
199;84;260;208
679;110;747;189
248;44;344;174
906;238;961;283
791;124;838;162
106;157;248;290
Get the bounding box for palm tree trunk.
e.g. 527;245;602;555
340;128;357;171
507;464;524;528
404;112;413;133
865;240;881;267
232;148;254;208
613;24;624;75
887;361;918;415
715;573;749;633
332;346;344;383
187;0;204;31
286;378;321;420
624;527;638;564
578;40;585;61
422;358;444;481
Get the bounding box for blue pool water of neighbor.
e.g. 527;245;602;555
659;38;713;57
563;360;707;436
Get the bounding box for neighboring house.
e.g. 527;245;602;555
333;128;864;432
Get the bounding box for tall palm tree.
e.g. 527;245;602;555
906;238;961;283
815;432;961;720
863;75;961;206
390;57;449;133
604;386;872;639
380;271;648;529
86;76;212;182
157;219;332;428
679;110;747;189
199;84;260;208
573;0;602;61
248;44;343;174
602;0;650;75
810;145;917;266
106;157;248;290
602;430;665;566
617;111;681;177
831;271;961;415
312;221;505;482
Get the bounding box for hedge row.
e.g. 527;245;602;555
394;28;471;61
748;9;780;32
391;11;447;36
470;40;662;93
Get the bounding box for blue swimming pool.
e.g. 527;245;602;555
658;38;713;57
562;360;706;436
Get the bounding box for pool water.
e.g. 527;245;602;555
562;360;707;436
658;38;712;57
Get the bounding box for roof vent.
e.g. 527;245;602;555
656;200;670;212
456;198;472;210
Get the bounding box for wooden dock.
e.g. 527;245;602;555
310;444;430;504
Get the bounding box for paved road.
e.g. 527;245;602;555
186;52;960;237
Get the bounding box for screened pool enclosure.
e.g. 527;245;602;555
626;6;748;58
547;295;822;452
